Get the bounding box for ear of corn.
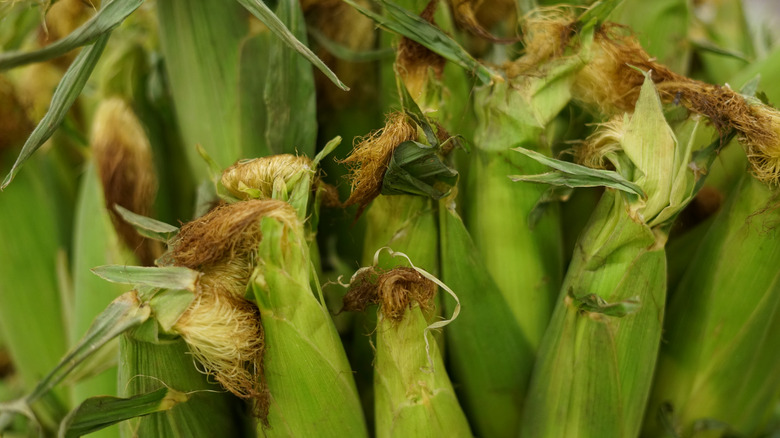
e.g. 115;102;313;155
343;263;470;438
453;14;597;433
5;0;780;436
518;75;706;438
252;208;368;437
438;196;531;438
645;172;780;437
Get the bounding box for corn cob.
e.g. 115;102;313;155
251;201;368;437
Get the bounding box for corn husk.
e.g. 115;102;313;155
645;171;780;437
517;75;706;438
157;0;317;182
439;194;531;437
119;335;250;438
0;150;70;428
342;262;470;438
251;203;368;437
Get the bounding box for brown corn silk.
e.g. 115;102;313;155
91;98;160;265
161;199;297;419
341;112;418;213
572;24;780;184
343;267;437;320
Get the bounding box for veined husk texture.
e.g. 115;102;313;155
520;190;666;438
646;173;780;437
251;210;368;437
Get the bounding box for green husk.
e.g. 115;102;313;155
520;190;665;438
366;266;470;437
59;387;189;438
0;151;69;397
251;208;368;437
157;0;323;183
69;162;131;437
155;0;250;179
119;335;250;438
644;172;780;438
438;195;531;438
518;75;707;438
458;23;591;432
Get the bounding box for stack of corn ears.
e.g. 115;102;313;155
2;0;780;437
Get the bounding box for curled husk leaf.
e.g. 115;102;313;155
342;266;437;321
91;98;160;265
341;113;417;212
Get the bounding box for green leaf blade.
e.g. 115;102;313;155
58;388;189;438
236;0;349;90
2;35;109;189
91;266;200;292
0;0;142;71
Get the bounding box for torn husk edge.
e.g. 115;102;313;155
161;199;299;422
